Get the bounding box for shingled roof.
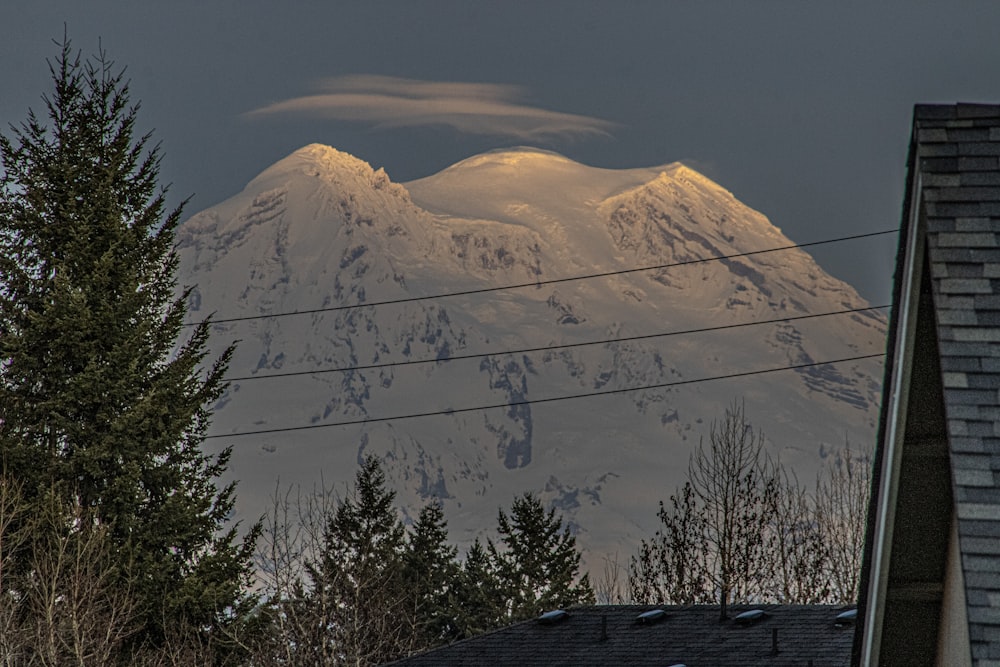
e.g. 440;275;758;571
388;605;855;667
855;104;1000;666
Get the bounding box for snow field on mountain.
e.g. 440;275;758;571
177;144;886;575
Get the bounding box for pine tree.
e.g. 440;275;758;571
0;39;257;648
450;538;505;639
309;457;412;665
404;501;460;649
488;493;594;623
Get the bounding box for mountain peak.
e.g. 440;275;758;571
248;143;381;188
661;163;731;195
291;142;357;161
435;146;581;177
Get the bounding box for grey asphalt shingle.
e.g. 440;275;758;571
916;103;1000;666
388;605;855;667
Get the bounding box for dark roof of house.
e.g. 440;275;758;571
388;605;856;667
854;103;1000;665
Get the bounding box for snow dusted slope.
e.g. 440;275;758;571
176;145;885;570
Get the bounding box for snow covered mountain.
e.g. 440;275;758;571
176;144;886;570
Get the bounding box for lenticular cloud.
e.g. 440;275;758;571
246;75;615;141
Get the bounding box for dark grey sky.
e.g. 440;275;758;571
4;2;998;304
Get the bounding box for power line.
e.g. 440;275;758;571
226;304;890;382
206;353;885;439
191;229;898;326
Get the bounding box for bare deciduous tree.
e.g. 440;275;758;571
630;482;710;605
630;403;871;609
688;401;778;615
767;467;830;603
26;498;139;666
250;481;342;666
816;442;872;603
0;482;143;666
595;552;629;605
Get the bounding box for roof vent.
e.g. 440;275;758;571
734;609;767;625
538;609;569;625
636;609;668;625
835;608;857;626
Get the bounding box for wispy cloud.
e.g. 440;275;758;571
246;75;615;141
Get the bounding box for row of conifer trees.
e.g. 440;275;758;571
250;458;594;665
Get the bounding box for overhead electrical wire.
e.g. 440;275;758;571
192;228;897;440
189;228;898;326
225;304;891;383
206;352;885;439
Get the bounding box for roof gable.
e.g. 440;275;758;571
856;103;1000;666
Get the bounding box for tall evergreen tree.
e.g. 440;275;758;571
488;493;594;623
404;501;460;649
309;457;412;666
0;39;257;646
450;538;505;639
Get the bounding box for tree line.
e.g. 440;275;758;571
0;41;871;665
250;458;592;665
